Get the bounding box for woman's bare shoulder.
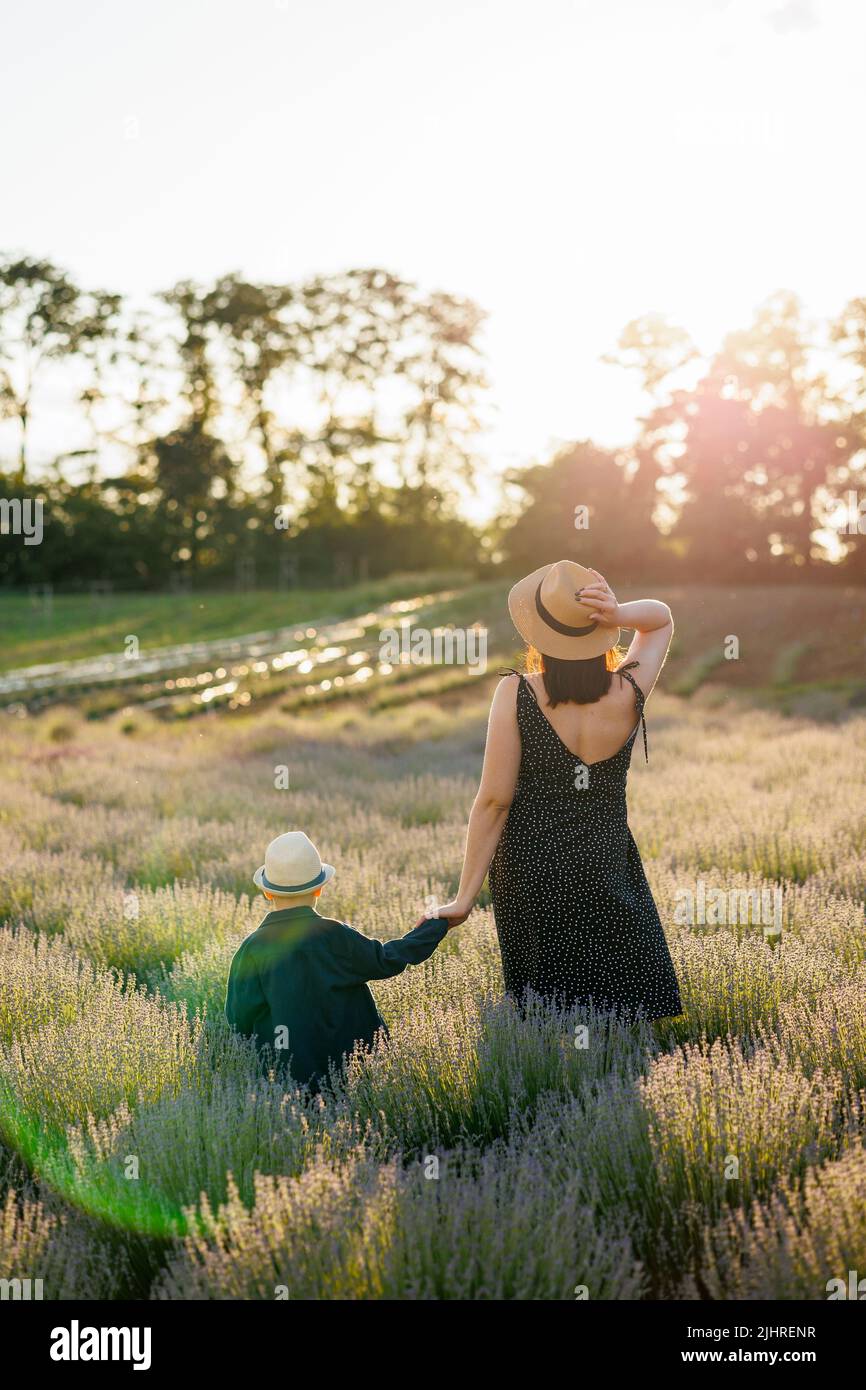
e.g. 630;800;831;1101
489;671;521;717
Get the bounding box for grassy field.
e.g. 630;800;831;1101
1;624;865;1299
2;578;866;726
0;572;470;673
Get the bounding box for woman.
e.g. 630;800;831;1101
434;559;682;1020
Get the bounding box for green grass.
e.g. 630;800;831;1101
4;578;865;708
0;571;471;673
771;640;813;687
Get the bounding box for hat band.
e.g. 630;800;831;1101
535;583;597;638
261;867;326;894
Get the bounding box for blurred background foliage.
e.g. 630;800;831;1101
2;255;865;590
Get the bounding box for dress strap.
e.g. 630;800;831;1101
616;661;648;764
499;665;648;763
499;669;535;728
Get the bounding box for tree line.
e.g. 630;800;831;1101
505;292;866;584
1;255;864;588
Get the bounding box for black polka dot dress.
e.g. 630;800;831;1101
488;667;682;1020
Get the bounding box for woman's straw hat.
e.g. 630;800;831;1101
507;560;620;660
253;831;335;896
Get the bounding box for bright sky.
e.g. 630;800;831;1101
2;0;865;515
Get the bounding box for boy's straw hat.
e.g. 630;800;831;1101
507;560;620;661
253;831;335;897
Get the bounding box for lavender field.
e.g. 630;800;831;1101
1;683;865;1301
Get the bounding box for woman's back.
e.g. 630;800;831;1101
524;668;640;767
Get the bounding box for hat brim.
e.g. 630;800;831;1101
253;863;336;895
507;563;620;660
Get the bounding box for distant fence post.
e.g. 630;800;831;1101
28;581;54;620
236;557;256;593
278;552;299;591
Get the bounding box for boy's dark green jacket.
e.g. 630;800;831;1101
225;906;448;1088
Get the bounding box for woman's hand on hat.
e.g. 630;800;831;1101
577;569;620;628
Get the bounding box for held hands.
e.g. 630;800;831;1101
416;899;472;931
577;568;620;628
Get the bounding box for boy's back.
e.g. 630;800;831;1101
225;903;446;1088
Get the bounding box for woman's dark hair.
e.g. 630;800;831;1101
525;643;629;707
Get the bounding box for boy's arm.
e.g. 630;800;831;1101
336;917;448;984
225;942;267;1034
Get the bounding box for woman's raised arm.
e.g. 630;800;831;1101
579;569;674;701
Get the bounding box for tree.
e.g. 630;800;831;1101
294;269;487;508
146;422;238;578
396;285;488;495
603;312;698;397
691;293;853;571
716;291;816;410
604;313;699;542
665;378;791;576
198;274;298;503
159;279;223;428
501;441;638;578
83;308;175;457
828;297;866;576
0;256;120;482
612;295;856;576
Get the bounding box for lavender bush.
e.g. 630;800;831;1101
0;689;864;1299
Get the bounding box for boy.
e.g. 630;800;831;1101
225;830;448;1090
